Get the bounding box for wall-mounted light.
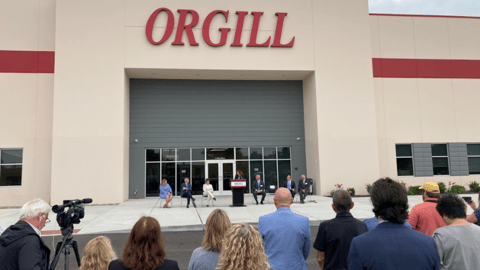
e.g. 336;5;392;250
297;137;301;141
135;139;138;143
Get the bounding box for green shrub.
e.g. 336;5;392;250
347;188;355;196
469;181;480;192
437;182;446;193
448;185;466;194
407;186;422;195
330;190;334;197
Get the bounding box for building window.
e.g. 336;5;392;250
0;149;23;186
145;147;291;196
467;144;480;175
396;144;414;176
432;144;449;175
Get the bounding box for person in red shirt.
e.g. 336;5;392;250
407;182;446;236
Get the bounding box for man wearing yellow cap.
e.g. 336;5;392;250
407;182;446;236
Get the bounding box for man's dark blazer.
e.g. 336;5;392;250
283;180;296;191
0;220;51;270
252;180;266;192
181;182;192;197
298;179;310;193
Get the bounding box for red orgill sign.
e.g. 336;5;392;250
145;8;295;48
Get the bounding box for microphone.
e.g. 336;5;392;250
81;198;93;204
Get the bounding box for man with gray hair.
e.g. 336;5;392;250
313;189;367;270
0;198;51;270
297;174;310;204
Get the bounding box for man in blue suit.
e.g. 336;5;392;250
258;188;310;270
348;178;440;270
181;178;196;208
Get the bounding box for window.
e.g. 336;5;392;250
432;144;449;175
145;147;291;196
467;144;480;175
0;149;23;186
396;144;413;176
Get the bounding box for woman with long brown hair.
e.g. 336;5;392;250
188;209;231;270
216;223;270;270
109;216;179;270
80;236;117;270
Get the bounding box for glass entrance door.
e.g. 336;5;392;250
206;161;234;195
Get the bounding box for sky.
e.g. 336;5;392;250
368;0;480;16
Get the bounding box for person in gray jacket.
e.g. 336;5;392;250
0;198;51;270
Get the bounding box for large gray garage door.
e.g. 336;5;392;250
129;79;306;198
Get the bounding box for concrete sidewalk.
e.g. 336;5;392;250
1;194;478;235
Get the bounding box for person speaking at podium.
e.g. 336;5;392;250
234;170;244;179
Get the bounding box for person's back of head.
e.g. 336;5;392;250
80;236;117;270
273;188;292;209
436;193;467;224
333;189;353;213
217;223;270;270
371;178;409;224
121;216;166;270
202;209;231;252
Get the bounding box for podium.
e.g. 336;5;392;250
230;179;247;207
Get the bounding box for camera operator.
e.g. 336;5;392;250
0;198;51;270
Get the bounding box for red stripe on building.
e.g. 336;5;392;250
369;13;480;19
372;58;480;79
0;50;54;73
41;229;81;236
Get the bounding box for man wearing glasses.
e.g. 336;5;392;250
0;198;51;270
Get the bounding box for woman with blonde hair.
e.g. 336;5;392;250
109;216;179;270
160;179;173;208
79;236;117;270
188;209;231;270
216;223;270;270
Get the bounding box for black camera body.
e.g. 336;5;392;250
52;198;92;229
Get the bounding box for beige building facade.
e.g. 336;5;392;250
1;0;479;206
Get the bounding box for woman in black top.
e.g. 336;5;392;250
109;216;179;270
234;170;244;180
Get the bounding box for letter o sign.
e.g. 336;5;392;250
145;8;175;45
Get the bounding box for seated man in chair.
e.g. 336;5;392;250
181;178;196;208
252;174;266;205
298;174;310;204
283;175;296;199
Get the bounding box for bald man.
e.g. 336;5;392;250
258;188;311;270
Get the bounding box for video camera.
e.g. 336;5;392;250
52;198;92;229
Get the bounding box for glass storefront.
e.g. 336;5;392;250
145;147;292;197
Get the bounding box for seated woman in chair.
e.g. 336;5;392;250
203;179;216;207
160;179;173;208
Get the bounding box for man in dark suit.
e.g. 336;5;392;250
298;174;309;204
181;178;196;208
252;174;266;205
283;175;296;199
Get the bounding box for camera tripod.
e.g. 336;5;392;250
49;225;81;270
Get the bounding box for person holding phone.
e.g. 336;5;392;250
466;191;480;226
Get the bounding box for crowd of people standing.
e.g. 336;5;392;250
1;177;480;270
